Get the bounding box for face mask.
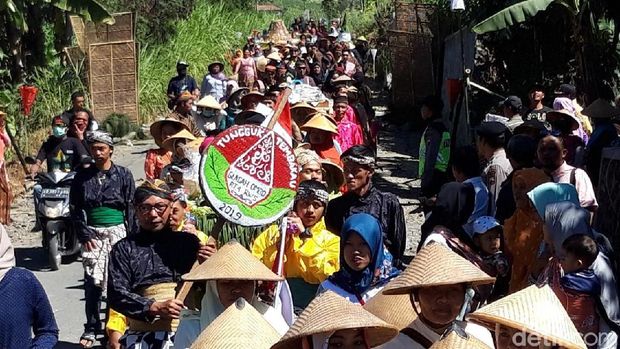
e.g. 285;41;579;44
52;126;67;138
202;110;216;118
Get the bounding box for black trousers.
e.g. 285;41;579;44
83;273;102;333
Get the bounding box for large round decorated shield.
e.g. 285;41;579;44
199;125;298;226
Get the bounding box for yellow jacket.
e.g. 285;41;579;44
106;308;127;335
251;218;340;284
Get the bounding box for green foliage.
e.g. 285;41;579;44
473;0;556;33
99;0;197;45
101;113;133;137
138;1;275;120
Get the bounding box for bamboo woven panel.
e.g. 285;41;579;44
84;12;134;45
389;32;434;107
69;16;87;52
88;41;139;122
393;2;435;35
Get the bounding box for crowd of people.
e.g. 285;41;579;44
0;14;620;349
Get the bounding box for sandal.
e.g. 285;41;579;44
79;332;96;349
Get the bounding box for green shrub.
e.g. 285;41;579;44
138;1;276;121
101;113;133;138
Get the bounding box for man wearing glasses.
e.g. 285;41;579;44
107;180;201;349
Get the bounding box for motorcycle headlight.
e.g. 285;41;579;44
41;200;66;219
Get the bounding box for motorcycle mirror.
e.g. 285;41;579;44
25;156;36;165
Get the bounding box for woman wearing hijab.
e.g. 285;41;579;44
527;182;580;219
0;224;59;348
502;168;550;293
318;213;400;304
271;290;399;349
252;180;340;309
537;202;620;348
418;182;476;253
174;241;289;349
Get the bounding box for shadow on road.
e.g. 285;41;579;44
55;341;104;349
15;247;78;272
14;247;51;271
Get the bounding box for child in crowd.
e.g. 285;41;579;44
559;234;600;344
472;216;510;300
170;187;209;244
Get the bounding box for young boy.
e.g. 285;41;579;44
472;216;510;300
559;234;601;343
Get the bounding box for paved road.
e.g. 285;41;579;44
10;141;151;349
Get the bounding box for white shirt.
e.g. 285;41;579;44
318;279;384;304
378;318;495;349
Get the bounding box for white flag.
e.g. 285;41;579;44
451;0;465;11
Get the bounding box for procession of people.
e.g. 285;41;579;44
1;13;620;349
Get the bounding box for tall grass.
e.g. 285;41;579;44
138;1;277;120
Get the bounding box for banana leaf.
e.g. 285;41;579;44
191;206;273;249
473;0;556;34
46;0;115;25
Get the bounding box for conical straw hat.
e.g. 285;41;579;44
162;129;197;150
149;118;189;147
383;244;495;295
190;298;281;349
467;284;586;349
183;241;283;282
271;291;399;349
364;281;418;330
291;102;318;125
195;95;222;110
300;112;338;134
429;325;491;349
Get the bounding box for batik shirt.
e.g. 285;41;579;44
325;185;406;268
107;229;200;321
70;164;138;242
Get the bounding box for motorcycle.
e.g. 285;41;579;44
33;170;80;270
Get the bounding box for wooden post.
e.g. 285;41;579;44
175;217;226;301
6;125;28;175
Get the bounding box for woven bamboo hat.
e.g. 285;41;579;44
582;98;620;119
161;129;197;150
383;244;496;295
150;118;189;147
257;57;269;72
291;102;318;125
467;284;587;349
271;291;399;349
300;112;338;134
364;281;418;330
190;298;281;349
196;95;222;110
429;325;492;349
321;160;346;192
183;241;283;282
267;52;282;62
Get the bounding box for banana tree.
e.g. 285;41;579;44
0;0;113;82
472;0;620;101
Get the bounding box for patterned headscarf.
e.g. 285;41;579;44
86;130;114;146
135;179;173;203
342;154;375;167
295;148;321;169
295;180;329;206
